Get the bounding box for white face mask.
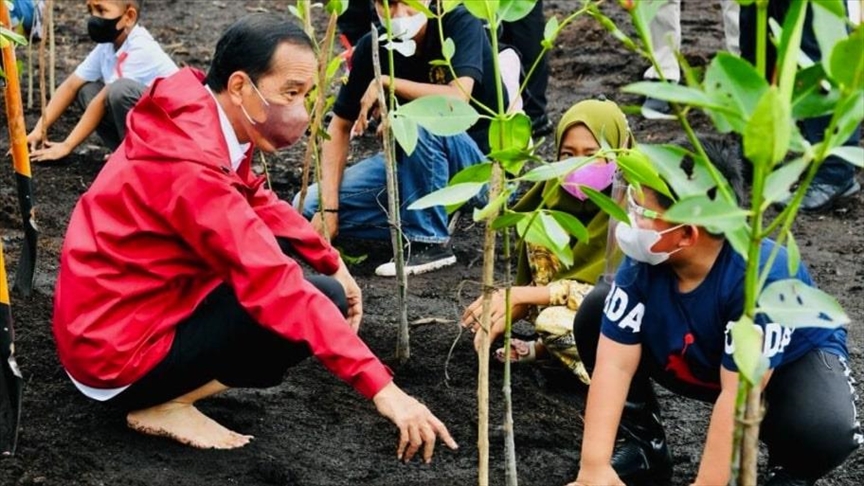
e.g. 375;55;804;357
378;12;427;57
615;219;684;265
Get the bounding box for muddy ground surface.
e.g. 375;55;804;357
0;1;862;485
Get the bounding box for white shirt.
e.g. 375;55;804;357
74;24;178;86
206;86;251;171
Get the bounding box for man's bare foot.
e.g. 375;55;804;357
127;401;253;449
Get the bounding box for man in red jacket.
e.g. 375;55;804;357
53;14;456;461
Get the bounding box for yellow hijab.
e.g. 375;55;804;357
514;99;632;285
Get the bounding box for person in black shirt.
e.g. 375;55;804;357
298;0;501;277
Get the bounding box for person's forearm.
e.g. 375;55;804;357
580;359;634;467
386;76;471;103
319;117;352;209
62;88;107;150
512;286;551;307
694;389;736;484
35;77;81;134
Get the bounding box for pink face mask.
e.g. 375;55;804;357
241;78;309;151
561;160;617;200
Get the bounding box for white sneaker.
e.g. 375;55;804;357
375;243;457;277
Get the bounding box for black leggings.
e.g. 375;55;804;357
573;281;862;480
109;274;347;411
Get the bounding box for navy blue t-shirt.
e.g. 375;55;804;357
601;240;847;393
333;5;501;153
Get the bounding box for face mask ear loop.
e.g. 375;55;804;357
240;76;269;126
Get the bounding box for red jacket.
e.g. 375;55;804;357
53;68;392;399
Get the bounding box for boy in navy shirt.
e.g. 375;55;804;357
569;141;860;486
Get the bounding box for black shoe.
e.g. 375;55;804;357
611;399;673;483
641;97;674;120
531;114;554;138
795;179;861;212
374;242;456;277
765;467;816;486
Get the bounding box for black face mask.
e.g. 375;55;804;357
87;15;124;44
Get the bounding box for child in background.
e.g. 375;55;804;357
27;0;177;162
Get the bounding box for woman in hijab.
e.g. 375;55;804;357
461;98;632;384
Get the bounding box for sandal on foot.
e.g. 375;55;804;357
495;339;537;364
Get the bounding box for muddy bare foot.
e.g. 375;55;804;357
127;402;253;449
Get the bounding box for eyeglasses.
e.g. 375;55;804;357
626;185;663;220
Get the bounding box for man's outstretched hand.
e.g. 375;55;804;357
372;382;458;464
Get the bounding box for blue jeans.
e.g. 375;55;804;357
296;129;486;244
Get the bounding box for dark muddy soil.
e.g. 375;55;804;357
0;1;862;485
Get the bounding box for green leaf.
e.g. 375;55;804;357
775;0;807;103
451;162;492;184
395;95;480;136
811;0;847;81
623;82;726;110
730;316;770;386
462;0;499;22
791;64;839;119
829;26;864;91
402;0;436;18
288;5;303;20
442;38;455;61
487;147;539;174
663;195;749;233
588;8;637;51
725;225;751;259
492;211;526;230
763;157;808;205
390;114;419;156
784;229;800;276
489;112;532;153
336;246;368;265
325;0;348;16
616;150;671;199
407;182;485;210
499;0;536;22
443;0;462;13
758;279;850;329
703;53;769;133
543;15;559;46
581;186;630;224
548;209;589;242
326;55;344;80
472;187;511;221
743;87;791;169
521;156;591;182
638;144;714;199
828;146;864;168
0;26;27;46
827;90;864;149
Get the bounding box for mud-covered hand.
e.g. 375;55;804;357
352;76;389;138
331;259;363;331
460;290;529;352
372;382;458;464
31;140;73;162
566;465;624;486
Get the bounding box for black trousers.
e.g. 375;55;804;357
573;281;861;480
499;0;548;121
109;274;347;411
